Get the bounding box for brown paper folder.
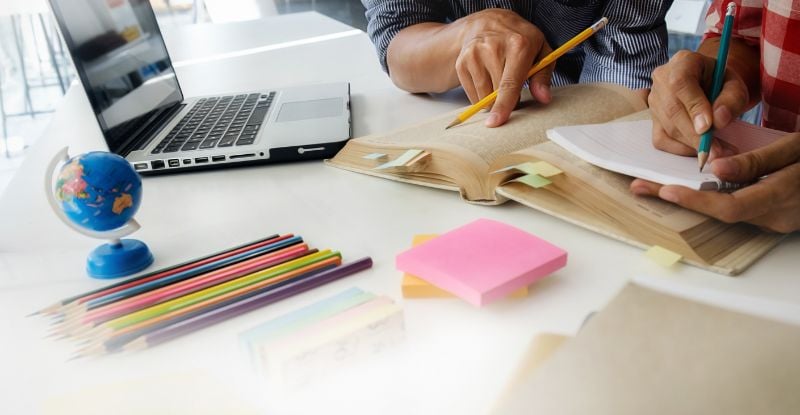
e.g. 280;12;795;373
493;283;800;415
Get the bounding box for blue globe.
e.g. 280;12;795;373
54;151;142;232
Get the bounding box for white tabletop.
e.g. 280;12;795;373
1;11;798;415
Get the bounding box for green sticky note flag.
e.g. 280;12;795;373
513;174;552;188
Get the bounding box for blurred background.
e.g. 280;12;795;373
0;0;710;196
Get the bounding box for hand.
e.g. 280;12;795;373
454;9;554;128
630;132;800;233
648;50;750;158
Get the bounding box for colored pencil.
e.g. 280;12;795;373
121;258;372;353
75;244;313;326
89;250;340;332
78;261;343;356
51;249;335;338
84;236;303;310
445;17;608;129
31;234;284;316
697;3;736;172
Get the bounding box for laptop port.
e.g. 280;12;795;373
134;163;148;171
151;160;165;170
168;159;180;167
183;159;192;165
195;157;208;164
229;153;255;160
211;155;226;162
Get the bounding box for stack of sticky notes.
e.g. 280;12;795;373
396;218;567;306
240;288;404;389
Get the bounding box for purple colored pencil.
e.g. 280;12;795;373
125;257;373;351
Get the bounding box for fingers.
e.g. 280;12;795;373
711;74;750;129
529;42;553;104
487;33;535;127
455;59;478;103
711;133;800;182
656;185;769;224
629;179;663;196
651;118;696;157
649;51;716;152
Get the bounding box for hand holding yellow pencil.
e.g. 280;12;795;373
446;17;609;129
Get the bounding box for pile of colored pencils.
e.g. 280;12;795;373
31;234;372;358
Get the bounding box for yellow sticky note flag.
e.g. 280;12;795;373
645;245;683;267
513;174;552;189
401;234;528;299
529;161;563;177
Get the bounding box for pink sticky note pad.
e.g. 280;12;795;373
395;218;567;306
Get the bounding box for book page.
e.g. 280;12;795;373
546;119;783;190
512;142;707;224
357;83;646;166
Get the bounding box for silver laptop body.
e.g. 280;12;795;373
49;0;351;174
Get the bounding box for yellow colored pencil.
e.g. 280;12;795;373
445;17;609;129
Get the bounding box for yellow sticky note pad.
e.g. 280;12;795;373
645;245;683;267
513;174;552;189
401;234;528;299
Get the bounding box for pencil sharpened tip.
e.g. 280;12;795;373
697;152;709;172
445;119;461;130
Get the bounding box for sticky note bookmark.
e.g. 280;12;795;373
492;161;563;177
362;153;388;160
401;234;528;299
374;149;426;170
513;174;552;189
645;245;683;268
396;219;567;306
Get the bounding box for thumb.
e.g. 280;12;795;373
529;43;553;104
711;132;800;182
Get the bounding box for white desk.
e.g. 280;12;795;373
1;12;798;415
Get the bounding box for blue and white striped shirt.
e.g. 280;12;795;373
362;0;673;89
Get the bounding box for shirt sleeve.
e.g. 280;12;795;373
361;0;449;74
579;0;671;89
703;0;762;45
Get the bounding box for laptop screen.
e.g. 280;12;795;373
49;0;183;154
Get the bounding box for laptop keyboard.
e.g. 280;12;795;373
152;92;275;154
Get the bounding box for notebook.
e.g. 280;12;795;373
546;119;785;190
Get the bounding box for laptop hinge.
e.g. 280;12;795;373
118;103;185;157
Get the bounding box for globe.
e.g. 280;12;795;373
46;148;153;279
54;151;142;232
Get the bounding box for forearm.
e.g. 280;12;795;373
697;37;761;106
386;22;464;93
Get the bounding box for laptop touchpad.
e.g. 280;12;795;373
276;98;343;122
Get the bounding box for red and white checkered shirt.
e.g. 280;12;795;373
705;0;800;132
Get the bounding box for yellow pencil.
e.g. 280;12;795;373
445;17;609;129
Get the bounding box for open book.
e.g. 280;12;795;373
327;84;782;275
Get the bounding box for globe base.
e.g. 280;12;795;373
87;239;154;279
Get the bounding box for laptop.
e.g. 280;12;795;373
48;0;351;174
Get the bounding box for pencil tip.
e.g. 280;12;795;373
445;119;460;130
26;311;40;318
698;152;709;172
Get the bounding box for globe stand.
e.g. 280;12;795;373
46;147;154;279
87;238;154;279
